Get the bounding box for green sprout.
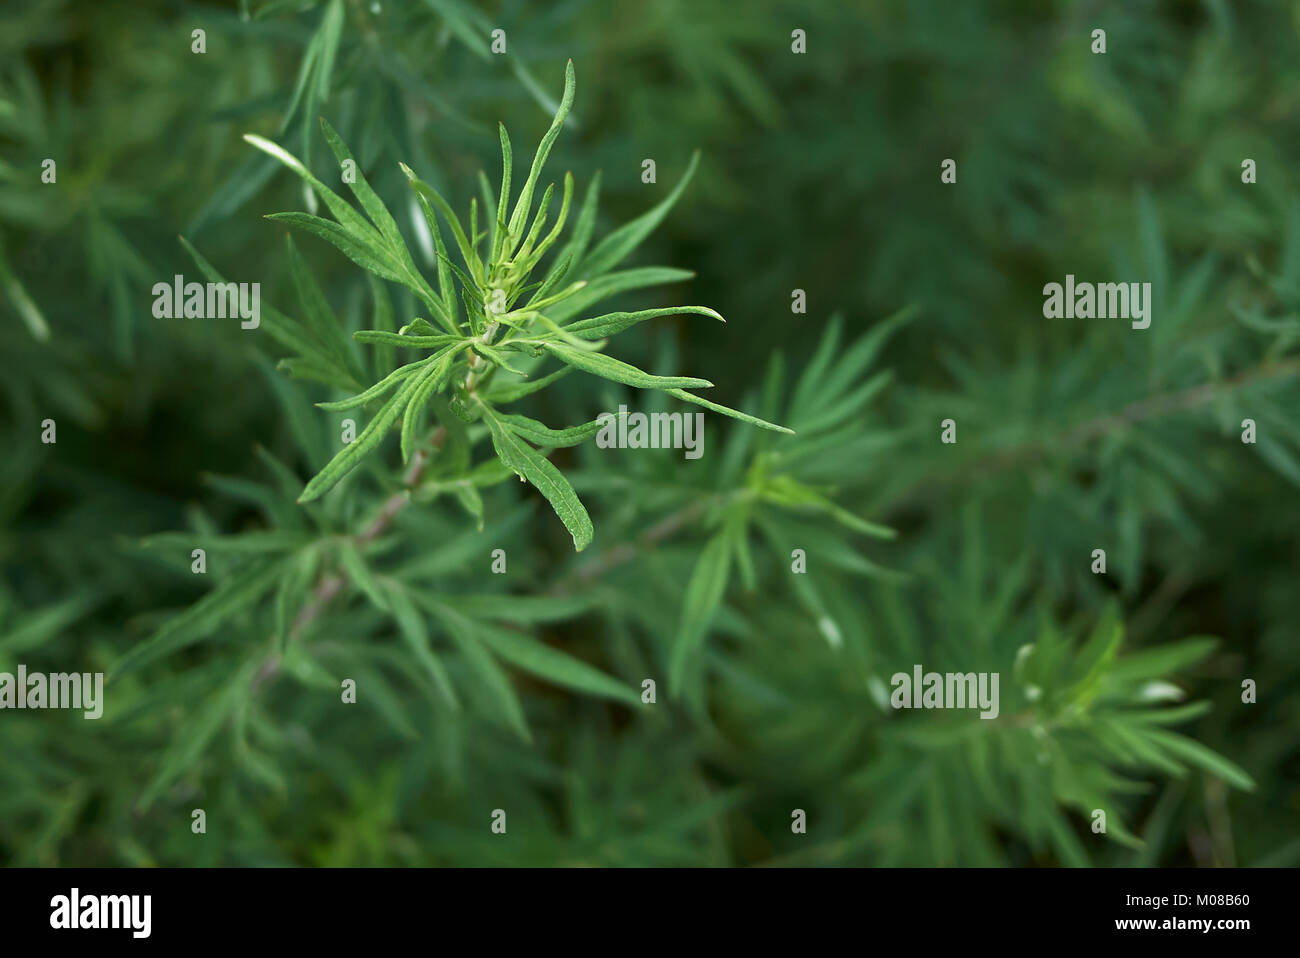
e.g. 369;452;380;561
239;60;791;551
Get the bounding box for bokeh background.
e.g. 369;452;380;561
1;0;1297;866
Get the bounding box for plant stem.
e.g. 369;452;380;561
884;356;1300;515
555;491;740;591
251;425;447;693
463;319;499;396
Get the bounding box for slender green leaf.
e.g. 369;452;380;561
480;403;593;551
473;620;639;706
266;212;403;282
298;371;423;503
1144;728;1256;791
506;60;576;245
385;584;458;708
669;531;733;692
666;388;794;434
565;305;725;340
577;150;700;278
113;559;284;676
497;411;609;448
542;341;711;390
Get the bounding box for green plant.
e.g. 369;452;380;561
5;2;1289;868
103;60;808;790
232;60;789;551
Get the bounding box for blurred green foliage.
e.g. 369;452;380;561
0;0;1295;867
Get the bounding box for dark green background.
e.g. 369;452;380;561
1;0;1296;866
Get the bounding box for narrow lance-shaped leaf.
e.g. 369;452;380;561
576;150;700;278
477;169;499;239
0;240;49;341
506;59;576;247
479;402;594;551
139;530;310;556
318;117;405;252
181;235;349;383
552;170;601;286
471;618;640;706
385;584;458;708
491;123;512;261
564;305;725;340
421;598;531;741
243;132;377;241
400;351;457;462
496;411;612;448
335;538;390;611
0;593;98;656
273;546;321;650
1143;728;1256;791
137;662;251;810
451;594;600;624
473;341;529;376
485;366;573;404
401;164;483;288
398;317;443;336
666;388;794;435
320;120;449;328
542;341;712;390
266;211;404;283
250;127;450;332
405;169;461;332
469;197;479;272
366;274;396;377
1105;637;1219;685
112;558;285;677
669;530;733;692
285;233;358;374
280;0;342;136
544;266;695;323
508;308;604;351
523;254;570;304
759;475;893;537
522;171;574;270
509;279;587;315
297;367;423;503
420;0;492;60
352;330;460;348
515;181;555;265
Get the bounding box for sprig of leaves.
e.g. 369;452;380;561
240;60;790;549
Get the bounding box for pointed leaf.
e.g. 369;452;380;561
578;150;700;278
480;403;593;551
542;341;711;390
669;531;732;692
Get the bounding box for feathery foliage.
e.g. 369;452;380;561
0;0;1292;869
232;61;788;551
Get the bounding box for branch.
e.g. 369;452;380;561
885;357;1300;515
251;426;447;693
554;490;743;592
